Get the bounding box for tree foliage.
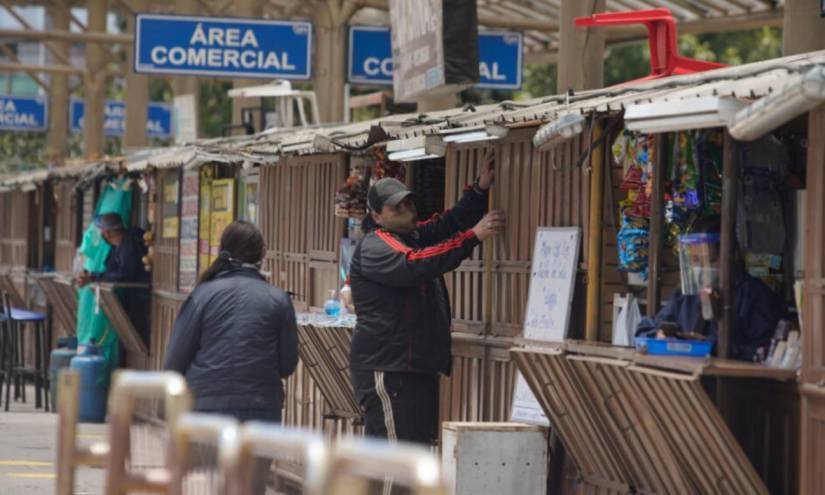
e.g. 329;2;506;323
521;27;783;99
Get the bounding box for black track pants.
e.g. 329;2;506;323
351;370;440;447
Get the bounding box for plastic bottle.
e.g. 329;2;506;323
324;289;341;317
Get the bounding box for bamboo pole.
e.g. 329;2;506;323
718;131;739;359
585;121;603;341
647;134;667;317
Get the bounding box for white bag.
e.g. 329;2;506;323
612;293;641;347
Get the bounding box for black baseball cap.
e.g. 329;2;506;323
367;178;413;212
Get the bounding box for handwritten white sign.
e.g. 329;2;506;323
523;227;581;342
511;227;581;426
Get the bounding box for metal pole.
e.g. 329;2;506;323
46;0;70;167
719;131;739;359
83;0;109;159
646;134;667;317
585;121;604;340
124;3;148;151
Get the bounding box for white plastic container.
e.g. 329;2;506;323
441;422;548;495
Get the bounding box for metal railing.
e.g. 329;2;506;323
56;370;110;495
56;369;450;495
105;370;192;495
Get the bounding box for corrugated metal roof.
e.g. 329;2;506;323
196;49;825;159
1;48;822;188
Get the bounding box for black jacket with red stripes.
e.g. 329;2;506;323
349;186;488;375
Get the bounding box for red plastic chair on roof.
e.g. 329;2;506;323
575;8;726;82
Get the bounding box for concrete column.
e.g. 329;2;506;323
83;0;108;159
231;0;263;131
783;0;825;55
124;2;148;150
172;0;200;138
45;0;69;166
312;0;354;124
557;0;605;92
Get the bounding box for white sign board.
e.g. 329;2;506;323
511;227;581;426
523;227;581;341
173;94;198;145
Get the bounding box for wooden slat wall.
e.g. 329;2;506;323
801;105;825;495
149;292;184;371
443;144;487;335
54;181;78;273
722;378;799;495
153;169;180;293
440;127;591;429
0;190;30;269
260;154;347;312
0;191;9;266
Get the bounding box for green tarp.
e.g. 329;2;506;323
75;178;133;382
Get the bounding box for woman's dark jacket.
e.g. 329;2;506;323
163;267;299;411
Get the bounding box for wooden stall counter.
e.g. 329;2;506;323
511;340;799;495
93;282;152;358
294;313;360;421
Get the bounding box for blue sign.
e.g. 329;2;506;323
348;26;394;85
134;14;312;80
477;31;523;90
70;99;173;139
348;27;523;90
0;96;47;132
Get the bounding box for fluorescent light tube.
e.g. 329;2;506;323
729;66;825;141
533;113;586;150
624;96;747;134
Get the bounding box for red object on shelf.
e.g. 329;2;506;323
575;8;726;82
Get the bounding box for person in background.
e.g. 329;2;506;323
636;217;785;361
76;212;151;343
163;221;298;494
349;157;503;449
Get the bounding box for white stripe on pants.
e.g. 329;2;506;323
375;371;396;495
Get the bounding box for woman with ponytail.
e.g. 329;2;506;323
164;220;299;423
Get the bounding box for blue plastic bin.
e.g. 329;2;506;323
635;337;712;357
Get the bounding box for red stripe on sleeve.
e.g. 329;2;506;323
376;229;477;261
375;230;412;254
407;230;476;261
416;211;446;227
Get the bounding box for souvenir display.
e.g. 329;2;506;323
614;130;654;279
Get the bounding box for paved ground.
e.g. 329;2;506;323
0;385;287;495
0;385;107;495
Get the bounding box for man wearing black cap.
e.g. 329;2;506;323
76;212;151;342
349;160;504;447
